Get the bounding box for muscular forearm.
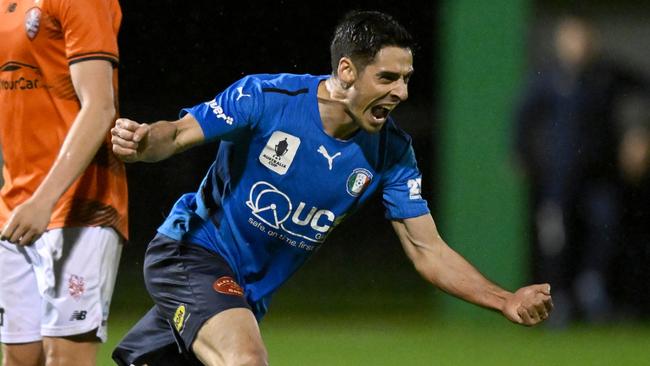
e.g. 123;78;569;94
32;102;115;207
395;216;552;325
136;120;186;162
414;241;511;312
112;113;204;163
394;217;511;312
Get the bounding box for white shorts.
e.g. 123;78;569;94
0;226;122;344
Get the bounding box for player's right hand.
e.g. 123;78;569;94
111;118;150;162
502;283;553;326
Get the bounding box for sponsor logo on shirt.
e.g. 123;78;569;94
346;168;373;197
173;304;187;332
259;131;300;175
317;145;341;171
407;178;422;200
213;276;244;297
0;61;39;73
0;77;40;90
204;100;234;125
25;7;41;40
246;181;336;244
236;86;251;101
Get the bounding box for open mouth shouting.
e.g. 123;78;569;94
369;104;395;126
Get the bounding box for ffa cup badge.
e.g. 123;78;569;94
25;7;42;40
258;131;301;175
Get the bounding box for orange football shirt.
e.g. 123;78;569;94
0;0;128;239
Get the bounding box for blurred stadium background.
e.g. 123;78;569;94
5;0;650;364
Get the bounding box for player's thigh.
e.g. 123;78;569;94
38;227;122;342
193;308;267;366
0;241;43;344
143;235;258;362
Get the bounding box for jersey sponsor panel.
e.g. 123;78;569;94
245;181;336;245
0;76;41;90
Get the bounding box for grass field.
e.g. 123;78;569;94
2;297;649;365
93;307;650;366
4;272;650;365
4;259;650;365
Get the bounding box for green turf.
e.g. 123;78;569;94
262;317;650;366
93;310;650;366
3;307;649;365
5;276;650;366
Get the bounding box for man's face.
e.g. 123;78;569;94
347;46;413;133
555;18;594;69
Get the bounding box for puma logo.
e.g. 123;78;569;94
236;87;251;101
317;145;341;170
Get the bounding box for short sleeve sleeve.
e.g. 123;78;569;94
180;76;264;142
57;0;120;66
382;145;430;220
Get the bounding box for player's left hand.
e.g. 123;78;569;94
0;197;53;246
502;283;553;326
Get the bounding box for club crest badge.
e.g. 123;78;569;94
346;168;373;197
68;275;85;300
25;7;42;40
259;131;301;175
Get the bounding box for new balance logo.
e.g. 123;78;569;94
236;87;251;101
317;145;341;171
70;310;87;321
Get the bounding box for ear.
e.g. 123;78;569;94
337;57;357;89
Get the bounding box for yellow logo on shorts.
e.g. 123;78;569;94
173;304;186;332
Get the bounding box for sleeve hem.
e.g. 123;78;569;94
384;207;430;221
68;54;119;67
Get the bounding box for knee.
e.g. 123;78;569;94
193;308;268;366
204;343;267;366
226;346;268;366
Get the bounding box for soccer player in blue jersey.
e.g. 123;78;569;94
111;10;553;366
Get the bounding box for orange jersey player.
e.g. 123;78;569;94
0;0;127;365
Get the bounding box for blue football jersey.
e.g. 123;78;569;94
157;73;429;319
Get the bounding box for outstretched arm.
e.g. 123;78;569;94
0;60;117;246
110;112;205;163
392;214;553;326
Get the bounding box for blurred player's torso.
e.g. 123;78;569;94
0;0;128;238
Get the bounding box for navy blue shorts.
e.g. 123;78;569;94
112;234;250;366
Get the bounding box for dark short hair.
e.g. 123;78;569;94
330;10;414;75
